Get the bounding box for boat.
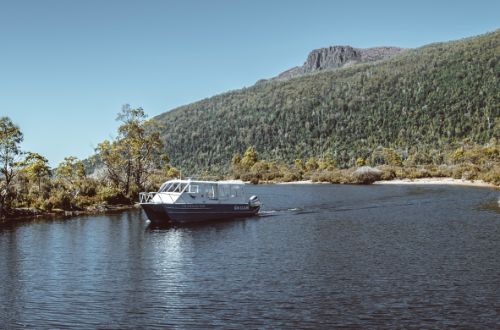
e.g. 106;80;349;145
139;179;261;224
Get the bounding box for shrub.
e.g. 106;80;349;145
356;157;366;166
47;190;72;210
378;165;397;180
328;170;349;184
479;165;500;185
97;186;130;205
249;177;259;185
283;172;300;182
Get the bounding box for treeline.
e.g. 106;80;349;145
231;143;500;185
0;106;179;219
156;30;499;175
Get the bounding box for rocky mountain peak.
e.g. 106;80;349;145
259;45;407;83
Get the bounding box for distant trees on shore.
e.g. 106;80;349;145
230;143;499;185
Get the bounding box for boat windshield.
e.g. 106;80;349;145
158;182;187;193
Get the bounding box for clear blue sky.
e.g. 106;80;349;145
1;0;498;166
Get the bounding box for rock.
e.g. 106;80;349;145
352;166;383;184
303;46;361;72
259;45;407;83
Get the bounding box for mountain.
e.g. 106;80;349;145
257;46;406;83
154;30;499;175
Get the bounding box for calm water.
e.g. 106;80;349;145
1;184;499;328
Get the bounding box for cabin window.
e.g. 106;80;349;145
218;185;230;199
173;183;187;193
159;182;173;192
188;185;199;194
169;183;178;192
160;182;187;193
230;185;241;197
206;184;217;199
158;183;168;192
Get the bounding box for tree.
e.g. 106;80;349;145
241;146;258;169
97;105;169;198
56;156;86;188
294;159;304;171
231;153;241;166
97;139;129;191
382;148;403;166
0;117;23;214
56;156;86;185
305;157;319;171
230;153;242;179
20;152;51;193
356;157;366;167
318;156;336;170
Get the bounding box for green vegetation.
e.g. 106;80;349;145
0;107;177;220
230;142;499;185
96;105;174;200
155;30;499;175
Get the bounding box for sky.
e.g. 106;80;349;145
1;0;499;166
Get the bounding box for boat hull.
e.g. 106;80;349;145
140;203;260;224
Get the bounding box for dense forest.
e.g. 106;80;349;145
155;30;499;175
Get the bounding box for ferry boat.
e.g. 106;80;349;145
139;179;261;224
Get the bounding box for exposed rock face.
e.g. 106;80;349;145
260;45;407;83
304;45;361;71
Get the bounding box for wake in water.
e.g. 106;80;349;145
258;207;303;217
259;196;467;217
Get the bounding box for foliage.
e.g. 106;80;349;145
96;185;129;205
96;105;170;199
241;146;258;169
230;142;500;186
155;31;499;175
356;157;366;167
56;156;86;188
0;117;24;214
1;106;174;218
20;152;51;192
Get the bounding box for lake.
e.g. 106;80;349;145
1;184;499;328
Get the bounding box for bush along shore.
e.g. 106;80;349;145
3;204;138;223
229;145;500;186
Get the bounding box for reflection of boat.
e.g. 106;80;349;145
139;179;261;224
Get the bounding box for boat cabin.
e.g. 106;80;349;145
140;179;247;205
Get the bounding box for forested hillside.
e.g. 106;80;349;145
155;31;499;175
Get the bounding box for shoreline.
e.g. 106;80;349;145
0;204;139;225
374;177;498;188
266;177;498;188
2;177;497;224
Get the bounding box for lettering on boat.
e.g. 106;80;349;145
177;204;208;208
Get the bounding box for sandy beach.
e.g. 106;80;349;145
270;178;498;188
374;177;498;188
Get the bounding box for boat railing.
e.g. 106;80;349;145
139;192;157;204
139;191;179;204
